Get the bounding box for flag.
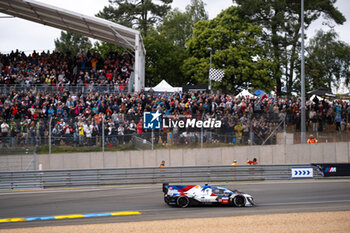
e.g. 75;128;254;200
209;68;224;82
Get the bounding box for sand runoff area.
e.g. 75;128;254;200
1;211;349;233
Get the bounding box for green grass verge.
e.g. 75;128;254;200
0;143;136;155
0;142;245;155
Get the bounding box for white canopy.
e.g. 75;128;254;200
236;90;254;98
0;0;145;92
145;80;182;93
310;94;324;101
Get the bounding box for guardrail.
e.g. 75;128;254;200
0;165;322;190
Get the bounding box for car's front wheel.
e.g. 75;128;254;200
177;196;190;208
232;195;246;207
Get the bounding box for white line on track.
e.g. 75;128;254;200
218;179;350;185
0;186;153;196
1;179;349;195
130;199;350;213
258;199;350;206
0;188;106;196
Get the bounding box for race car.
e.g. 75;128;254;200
163;183;254;208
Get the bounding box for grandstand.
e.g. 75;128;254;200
0;82;349;152
0;49;133;94
0;0;145;92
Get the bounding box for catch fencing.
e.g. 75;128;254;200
0;164;322;190
0;112;286;156
0;84;129;95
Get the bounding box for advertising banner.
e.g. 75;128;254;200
143;111;161;129
312;163;350;177
291;167;313;179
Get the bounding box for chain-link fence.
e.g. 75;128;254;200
0;84;129;95
0;112;286;154
2;110;350;155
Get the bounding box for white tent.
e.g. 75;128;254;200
145;80;182;92
310;94;324;101
236;90;254;98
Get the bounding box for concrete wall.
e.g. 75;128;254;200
1;142;350;171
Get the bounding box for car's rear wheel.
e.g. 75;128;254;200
233;195;246;207
177;196;190;208
164;196;170;204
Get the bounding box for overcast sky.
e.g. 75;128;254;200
0;0;349;54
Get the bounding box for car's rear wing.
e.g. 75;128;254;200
162;183;169;194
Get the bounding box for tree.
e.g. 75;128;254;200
54;31;91;56
158;0;208;48
144;29;185;86
303;30;350;91
182;6;274;93
92;41;125;58
158;9;192;48
96;0;173;36
233;0;346;95
185;0;208;24
143;0;207;86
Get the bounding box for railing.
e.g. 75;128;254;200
0;84;128;94
0;112;287;155
0;165;323;190
0;130;277;156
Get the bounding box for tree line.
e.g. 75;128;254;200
54;0;350;95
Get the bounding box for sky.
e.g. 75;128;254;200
0;0;349;54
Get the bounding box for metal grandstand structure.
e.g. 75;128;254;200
0;0;145;92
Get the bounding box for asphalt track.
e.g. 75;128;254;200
1;180;350;229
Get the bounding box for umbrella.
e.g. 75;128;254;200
307;88;336;98
253;89;265;97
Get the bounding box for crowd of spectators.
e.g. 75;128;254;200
1;50;350;148
0;86;349;148
0;49;133;92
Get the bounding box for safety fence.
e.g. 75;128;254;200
0;165;323;190
0;112;287;155
0;84;129;94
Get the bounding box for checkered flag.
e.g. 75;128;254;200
209;68;224;82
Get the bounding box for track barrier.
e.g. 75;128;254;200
0;164;327;190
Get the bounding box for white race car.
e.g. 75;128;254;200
163;183;254;208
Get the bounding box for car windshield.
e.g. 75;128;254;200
217;187;235;194
212;188;224;194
